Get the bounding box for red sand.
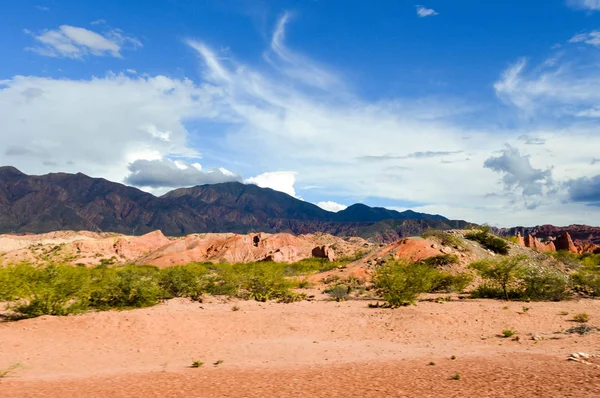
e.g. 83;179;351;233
2;297;600;397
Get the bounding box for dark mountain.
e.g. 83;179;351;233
332;203;448;223
0;167;471;241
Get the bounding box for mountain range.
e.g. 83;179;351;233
0;166;470;241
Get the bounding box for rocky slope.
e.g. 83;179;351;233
0;167;468;241
0;230;373;267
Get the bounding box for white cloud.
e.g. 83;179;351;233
125;159;241;188
263;12;341;89
566;0;600;10
245;172;298;197
569;30;600;47
35;6;50;11
494;57;600;116
317;201;347;212
416;5;439;17
25;25;141;58
0;73;219;185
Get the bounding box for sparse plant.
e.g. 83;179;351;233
501;329;517;338
325;284;350;302
428;361;435;366
450;355;456;360
573;313;589;323
450;373;461;380
214;360;224;366
0;363;23;379
522;306;530;313
231;305;240;311
558;311;569;316
191;361;204;368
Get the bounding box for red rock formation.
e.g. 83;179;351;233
555;232;578;253
522;234;555;252
311;246;336;261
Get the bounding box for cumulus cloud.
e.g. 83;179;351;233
25;25;141;58
484;145;553;197
124;159;241;188
317;201;347;212
416;5;439;17
566;0;600;10
566;175;600;206
244;172;298;197
0;73;220;184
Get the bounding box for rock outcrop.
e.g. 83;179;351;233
555;232;578;254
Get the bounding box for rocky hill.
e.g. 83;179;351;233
0;167;469;241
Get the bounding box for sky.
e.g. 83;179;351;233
1;0;600;227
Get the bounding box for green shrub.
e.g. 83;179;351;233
521;267;569;301
325;284;350;302
501;329;516;338
373;261;441;307
191;361;204;368
158;264;207;300
470;256;528;300
89;265;163;309
418;254;459;268
9;264;91;318
572;266;600;296
465;231;509;255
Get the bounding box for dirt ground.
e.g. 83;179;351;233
2;296;600;397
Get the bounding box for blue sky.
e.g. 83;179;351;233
2;0;600;227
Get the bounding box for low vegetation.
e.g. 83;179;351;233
372;260;472;307
0;258;353;319
572;313;589;323
0;363;23;379
470;255;569;301
501;329;517;338
422;229;469;251
465;230;509;255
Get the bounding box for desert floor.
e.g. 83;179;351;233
2;295;600;397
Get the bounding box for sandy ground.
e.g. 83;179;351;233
2;296;600;397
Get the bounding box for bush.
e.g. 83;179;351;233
573;313;589;323
89;265;163;309
8;264;91;318
572;266;600;296
465;231;509;255
373;261;437;306
418;254;459;268
158;264;207;300
501;329;516;338
471;256;570;301
521;267;569;301
373;261;471;306
325;284;350;302
470;256;527;300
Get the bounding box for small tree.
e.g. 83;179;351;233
470;256;528;300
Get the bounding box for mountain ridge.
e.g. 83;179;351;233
0;166;469;240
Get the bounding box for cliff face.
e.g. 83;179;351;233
0;167;469;241
513;230;600;254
